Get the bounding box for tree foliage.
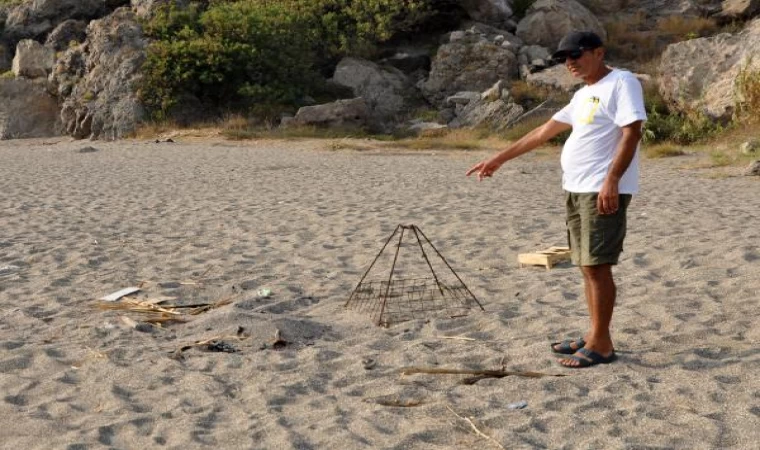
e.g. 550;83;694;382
139;0;435;118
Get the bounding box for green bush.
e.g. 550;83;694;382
140;0;435;119
734;57;760;123
641;84;723;145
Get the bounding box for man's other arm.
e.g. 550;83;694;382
598;121;643;214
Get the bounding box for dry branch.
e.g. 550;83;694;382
366;398;424;407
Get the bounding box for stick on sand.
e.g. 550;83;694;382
446;405;505;450
400;366;567;379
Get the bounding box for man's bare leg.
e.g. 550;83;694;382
559;264;616;367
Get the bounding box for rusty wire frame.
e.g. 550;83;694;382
345;225;484;326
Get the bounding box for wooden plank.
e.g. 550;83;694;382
518;247;571;270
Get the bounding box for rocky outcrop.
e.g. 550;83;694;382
332;57;425;121
658;18;760;120
44;20;88;52
516;0;606;50
421;24;521;108
448;80;525;130
12;39;54;78
4;0;129;42
0;78;60;139
284;97;369;129
50;8;147;140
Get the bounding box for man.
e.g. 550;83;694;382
466;31;647;368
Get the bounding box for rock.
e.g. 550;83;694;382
449;81;524;130
4;0;128;42
332;57;424;121
457;0;513;26
744;160;760;175
717;0;760;22
12;40;55;79
450;30;466;42
526;64;584;92
740;140;760;155
78;146;99;153
518;44;552;76
446;91;482;106
285;97;370;130
481;79;506;101
0;78;61;139
422;23;520;108
51;8;148;140
516;0;606;50
44;20;88;52
450;97;525;130
658;19;760;121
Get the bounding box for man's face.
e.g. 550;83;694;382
563;48;605;78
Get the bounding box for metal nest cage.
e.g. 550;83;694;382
345;224;484;327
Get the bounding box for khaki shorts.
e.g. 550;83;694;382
565;191;632;266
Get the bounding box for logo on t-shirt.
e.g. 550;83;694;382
579;96;601;125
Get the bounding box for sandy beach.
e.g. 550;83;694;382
0;137;758;449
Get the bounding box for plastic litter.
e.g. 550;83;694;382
256;288;272;298
507;400;528;410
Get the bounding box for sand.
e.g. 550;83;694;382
0;136;758;449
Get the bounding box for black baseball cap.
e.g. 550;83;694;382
552;31;604;60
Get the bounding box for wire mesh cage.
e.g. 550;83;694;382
345;225;483;326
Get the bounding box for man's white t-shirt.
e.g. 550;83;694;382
552;68;647;194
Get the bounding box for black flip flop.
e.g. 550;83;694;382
550;338;586;355
558;347;617;368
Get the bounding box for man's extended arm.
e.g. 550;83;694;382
597;121;643;214
466;119;572;181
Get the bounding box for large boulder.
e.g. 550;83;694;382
658;19;760;121
516;0;606;50
4;0;129;42
449;80;525;130
457;0;513;26
50;8;147;140
332;57;425;121
284;98;370;130
0;78;61;139
421;23;521;108
12;39;55;79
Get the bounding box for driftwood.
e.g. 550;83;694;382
400;366;567;379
